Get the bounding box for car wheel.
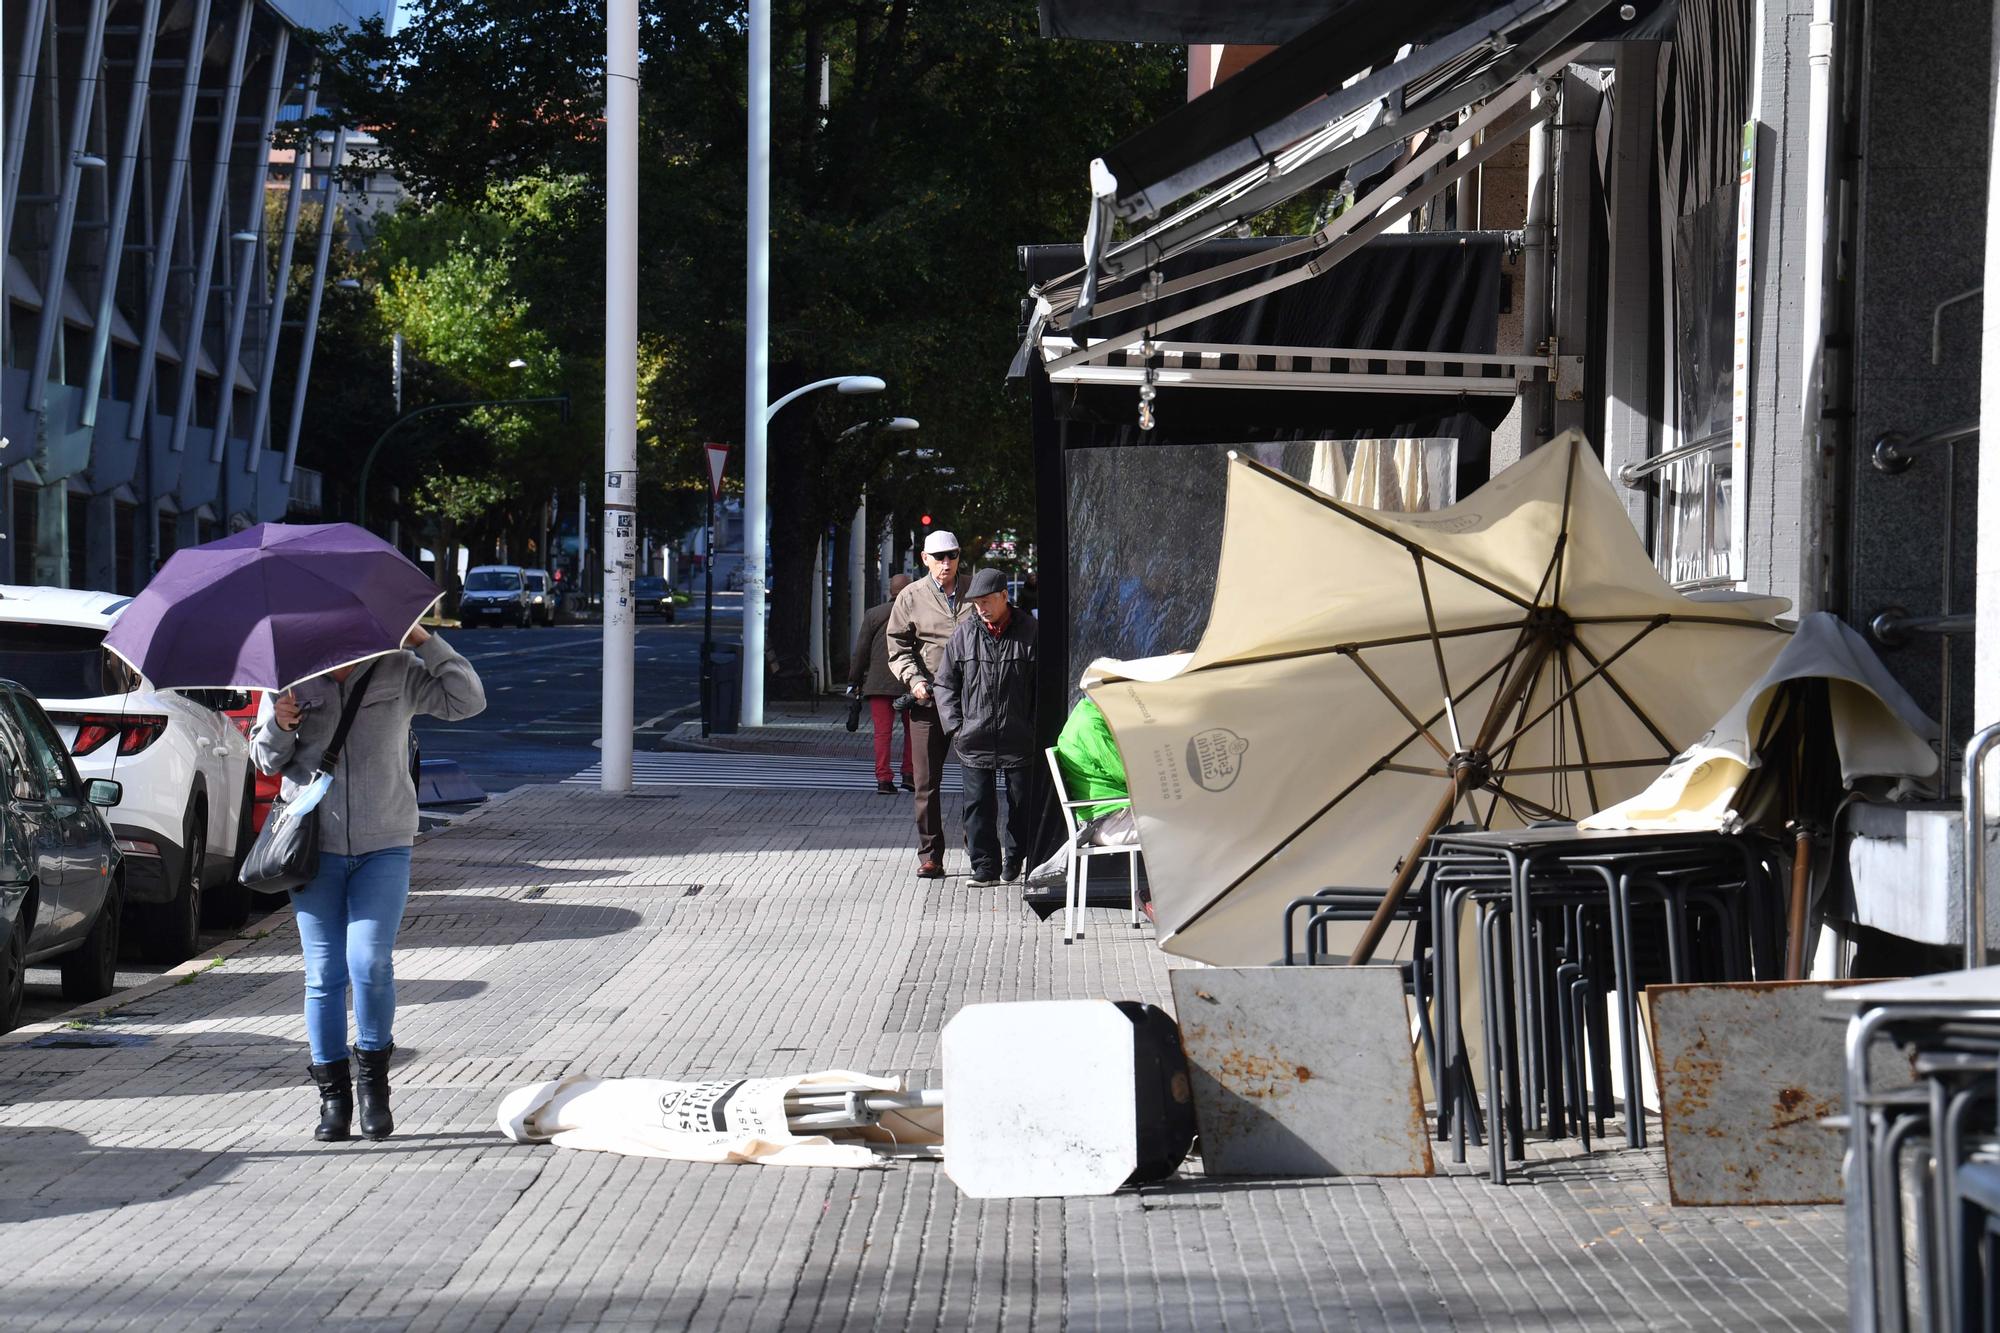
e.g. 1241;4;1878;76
59;872;122;1002
0;913;25;1033
203;772;254;931
141;803;205;962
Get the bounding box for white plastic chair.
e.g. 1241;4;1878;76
1044;747;1142;944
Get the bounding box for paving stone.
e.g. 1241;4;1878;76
0;779;1847;1331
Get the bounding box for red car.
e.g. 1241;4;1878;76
224;695;280;833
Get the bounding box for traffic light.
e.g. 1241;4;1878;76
920;514;933;527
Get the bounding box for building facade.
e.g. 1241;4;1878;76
1;0;389;593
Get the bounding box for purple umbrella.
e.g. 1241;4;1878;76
104;523;443;691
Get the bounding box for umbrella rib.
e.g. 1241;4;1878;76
1566;633;1682;758
1186;620;1529;676
1169;646;1523;938
1232;453;1537;612
1550;434;1581;605
1558;646;1601;814
1347;649;1451;762
1568;613;1791;632
1491;758;1669;778
1383;763;1453;779
1410;553;1463;749
1487;618;1667;758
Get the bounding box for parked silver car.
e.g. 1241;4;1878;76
0;680;124;1031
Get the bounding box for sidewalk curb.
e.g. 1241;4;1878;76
2;782;550;1048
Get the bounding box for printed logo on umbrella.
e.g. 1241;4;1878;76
1185;728;1250;792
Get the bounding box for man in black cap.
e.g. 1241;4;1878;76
932;567;1038;886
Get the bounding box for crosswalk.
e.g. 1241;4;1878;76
567;751;965;793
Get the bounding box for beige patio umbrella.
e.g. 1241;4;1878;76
1083;431;1792;966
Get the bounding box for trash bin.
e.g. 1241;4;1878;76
703;642;741;735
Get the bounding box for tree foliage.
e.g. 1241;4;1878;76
310;1;1182;689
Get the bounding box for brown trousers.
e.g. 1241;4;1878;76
907;701;953;865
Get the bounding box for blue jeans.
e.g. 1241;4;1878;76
292;847;413;1065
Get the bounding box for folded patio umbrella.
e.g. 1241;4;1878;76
1083;431;1793;966
104;523;442;692
496;1070;943;1167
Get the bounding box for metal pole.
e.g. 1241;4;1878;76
1966;724;2000;970
849;488;867;631
1520;79;1555;453
742;0;771;727
601;0;639;794
80;0;160;430
703;486;716;738
280;124;346;480
808;533;826;692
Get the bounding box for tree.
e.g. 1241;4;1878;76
313;1;1182;693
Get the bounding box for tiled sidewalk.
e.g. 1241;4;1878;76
0;781;1845;1330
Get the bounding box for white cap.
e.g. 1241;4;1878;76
923;529;960;555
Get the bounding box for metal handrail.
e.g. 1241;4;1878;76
1872;421;1979;474
1617;432;1731;487
1965;723;2000;969
1869;609;1976;647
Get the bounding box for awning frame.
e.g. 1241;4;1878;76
1041;79;1564;378
1043;337;1541;397
1053;0;1617;320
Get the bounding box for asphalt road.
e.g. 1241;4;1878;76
17;594;735;1028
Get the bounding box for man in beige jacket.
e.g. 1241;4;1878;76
887;529;975;877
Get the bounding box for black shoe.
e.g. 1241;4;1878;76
900;777;916;792
1002;860;1023;883
967;871;1002;887
353;1044;395;1141
876;780;897;794
308;1059;353;1142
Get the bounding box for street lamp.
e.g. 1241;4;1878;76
354;394;572;530
743;373;886;726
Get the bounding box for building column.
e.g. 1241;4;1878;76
1549;65;1602;443
1978;0;2000;773
33;479;66;586
1602;46;1657;539
85;493;117;590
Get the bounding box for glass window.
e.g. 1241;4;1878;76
10;695;80;800
464;570;522;592
0;624;131;698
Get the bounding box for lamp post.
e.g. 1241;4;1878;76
353;395;572;530
743;373;886;724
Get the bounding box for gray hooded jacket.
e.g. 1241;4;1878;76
251;637;486;856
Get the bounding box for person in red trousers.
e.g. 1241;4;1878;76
848;573;914;794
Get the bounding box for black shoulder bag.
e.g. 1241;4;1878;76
240;661;382;894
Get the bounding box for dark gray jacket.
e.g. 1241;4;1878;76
848;601;902;698
933;608;1037;769
251;637;485;856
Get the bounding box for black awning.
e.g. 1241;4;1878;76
1038;0;1334;44
1041;0;1678;45
1096;0;1507;216
1020;233;1512;439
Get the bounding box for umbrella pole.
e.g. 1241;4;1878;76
1783;823;1815;980
1350;633;1555;966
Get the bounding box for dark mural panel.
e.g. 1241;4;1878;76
1063;439;1458;704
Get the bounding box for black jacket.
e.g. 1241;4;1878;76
848;601;902;697
933;608;1037;768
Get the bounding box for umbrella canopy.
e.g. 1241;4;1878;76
1580;611;1938;832
104;523;442;692
1083;431;1792;966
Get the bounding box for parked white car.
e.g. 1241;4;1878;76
0;586;256;957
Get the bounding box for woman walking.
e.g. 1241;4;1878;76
253;625;485;1141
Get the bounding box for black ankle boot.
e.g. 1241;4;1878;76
353;1044;395;1140
308;1059;353;1142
